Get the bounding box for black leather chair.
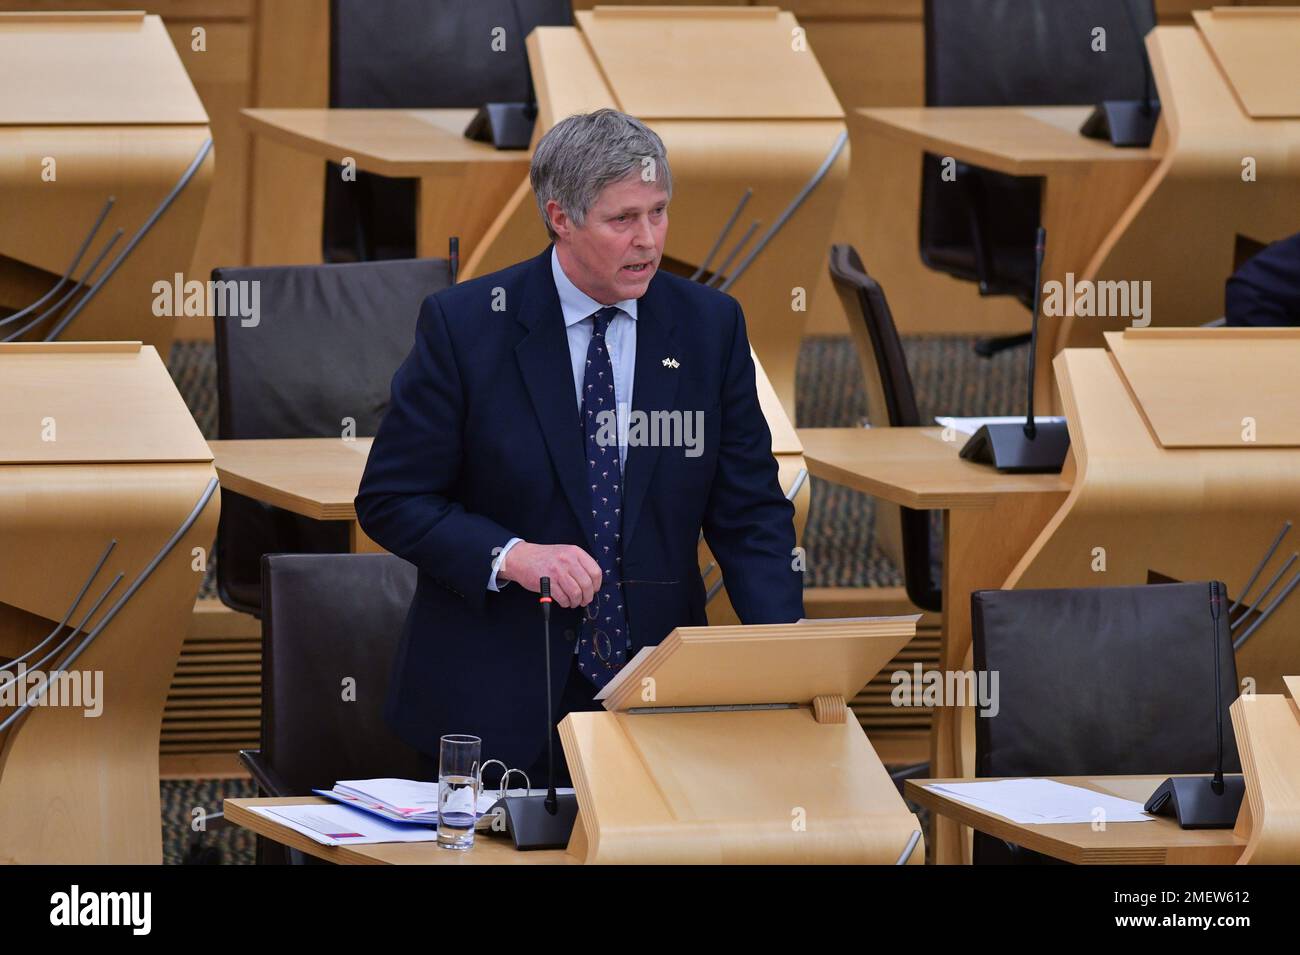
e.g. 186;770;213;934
829;245;941;614
970;583;1242;864
241;553;425;864
920;0;1155;327
212;256;451;617
324;0;574;262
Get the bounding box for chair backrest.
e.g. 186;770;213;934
925;0;1156;108
213;257;449;440
212;257;450;615
829;246;941;613
972;583;1242;779
829;245;921;430
259;553;424;792
919;0;1156;298
324;0;574;261
330;0;574;109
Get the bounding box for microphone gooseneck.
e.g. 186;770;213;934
1120;0;1157;117
509;0;538;122
539;576;558;815
1210;581;1226;795
1023;227;1047;440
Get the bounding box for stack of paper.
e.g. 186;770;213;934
314;778;577;829
249;803;442;847
318;778;441;823
925;778;1155;824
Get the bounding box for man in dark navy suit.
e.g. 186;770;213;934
355;108;803;784
1225;231;1300;327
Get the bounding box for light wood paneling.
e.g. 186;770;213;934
167;17;253;341
246;0;329;267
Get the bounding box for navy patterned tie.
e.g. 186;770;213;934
577;306;630;688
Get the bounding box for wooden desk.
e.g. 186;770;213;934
853;106;1160;410
906;776;1247;865
1231;682;1300;864
224;796;576;865
240;108;531;264
799;427;1071;864
1070;25;1300;368
208;437;378;552
0;12;213;352
0;343;219;863
856;106;1158;176
799;426;1070;509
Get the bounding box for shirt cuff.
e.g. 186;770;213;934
487;537;523;592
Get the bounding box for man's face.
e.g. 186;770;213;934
548;174;669;304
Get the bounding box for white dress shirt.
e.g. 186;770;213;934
488;247;639;590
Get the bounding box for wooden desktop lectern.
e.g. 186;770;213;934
558;617;925;864
1230;675;1300;864
0;342;219;863
0;12;213;353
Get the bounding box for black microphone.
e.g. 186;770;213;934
487;572;580;849
1126;0;1157;119
1142;579;1245;828
514;0;539;123
1210;580;1225;796
1023;227;1047;441
1078;1;1161;147
462;0;544;149
539;576;558;814
959;226;1070;473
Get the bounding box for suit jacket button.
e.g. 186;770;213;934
563;629;575;641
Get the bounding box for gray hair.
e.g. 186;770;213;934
529;108;673;241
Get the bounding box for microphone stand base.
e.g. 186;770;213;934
1144;775;1246;829
959;420;1070;473
463;103;535;150
1080;100;1161;148
489;793;579;850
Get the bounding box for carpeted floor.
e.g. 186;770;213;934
160;332;1027;862
161;778;259;865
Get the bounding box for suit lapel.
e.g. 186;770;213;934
621;277;679;552
514;248;598;553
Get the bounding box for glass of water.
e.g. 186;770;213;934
437;734;481;850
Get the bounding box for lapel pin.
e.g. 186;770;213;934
661;357;680;369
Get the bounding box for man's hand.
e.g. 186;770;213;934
499;542;602;608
